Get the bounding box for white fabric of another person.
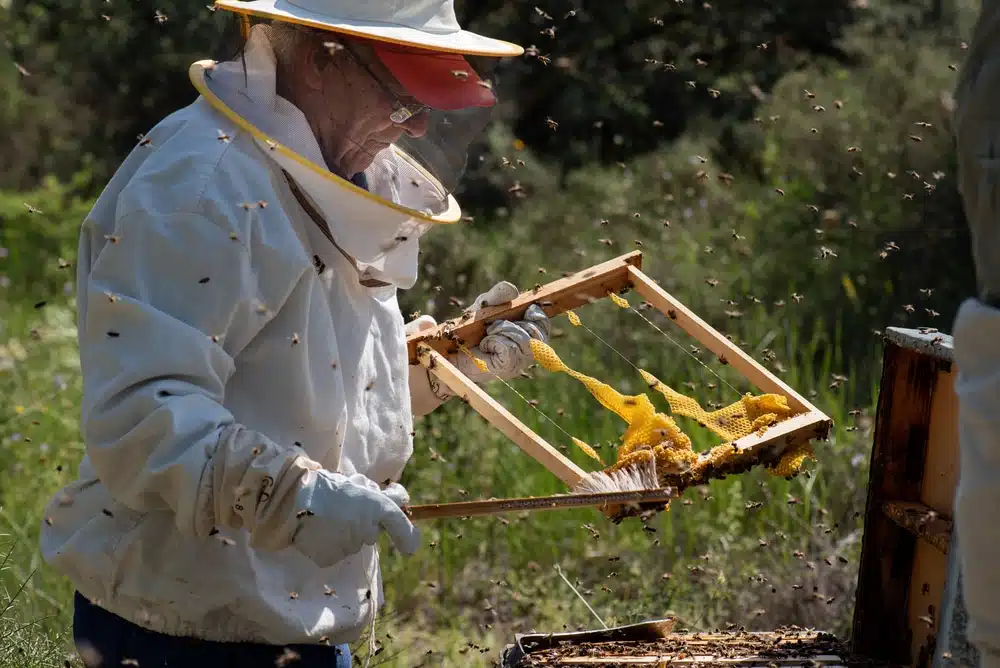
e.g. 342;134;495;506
954;298;1000;668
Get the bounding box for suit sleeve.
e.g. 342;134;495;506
77;209;311;542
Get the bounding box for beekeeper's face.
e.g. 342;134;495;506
297;37;431;179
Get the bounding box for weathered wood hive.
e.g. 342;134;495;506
851;328;974;668
501;328;974;668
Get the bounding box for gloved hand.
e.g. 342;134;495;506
404;282;552;413
286;468;420;568
453;281;551;383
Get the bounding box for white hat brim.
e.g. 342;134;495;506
215;0;524;56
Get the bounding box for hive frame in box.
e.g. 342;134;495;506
500;620;854;667
405;251;833;520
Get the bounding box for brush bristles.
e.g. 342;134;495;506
572;457;659;494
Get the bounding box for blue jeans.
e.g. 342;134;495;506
73;591;352;667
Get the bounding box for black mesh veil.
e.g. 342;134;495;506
215;13;499;208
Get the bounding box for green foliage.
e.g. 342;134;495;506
3;0;938;202
0;171;93;303
0;538;76;668
2;0;234;190
460;0;860;171
410;22;973;383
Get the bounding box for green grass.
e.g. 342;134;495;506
0;287;881;667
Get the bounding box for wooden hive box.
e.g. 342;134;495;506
851;327;976;668
500;327;978;668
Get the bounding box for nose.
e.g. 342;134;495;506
400;111;430;138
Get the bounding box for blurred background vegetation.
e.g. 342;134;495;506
0;0;981;666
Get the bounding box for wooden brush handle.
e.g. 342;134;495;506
406;250;643;364
405;488;675;521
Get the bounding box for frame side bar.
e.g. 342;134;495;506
417;345;587;487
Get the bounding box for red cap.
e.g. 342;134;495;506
369;43;496;111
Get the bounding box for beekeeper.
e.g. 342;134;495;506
39;1;548;666
951;4;1000;668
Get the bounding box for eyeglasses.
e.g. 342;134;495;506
339;42;431;125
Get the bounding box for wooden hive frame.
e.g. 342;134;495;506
405;251;833;516
851;327;972;668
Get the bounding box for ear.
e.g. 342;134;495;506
300;42;327;93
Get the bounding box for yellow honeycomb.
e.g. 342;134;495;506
768;441;815;478
639;369;795;442
529;333;813;485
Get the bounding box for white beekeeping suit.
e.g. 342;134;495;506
39;6;548;653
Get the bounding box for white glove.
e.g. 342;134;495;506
286;468;420;568
405;282;551;413
455;281;551;383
